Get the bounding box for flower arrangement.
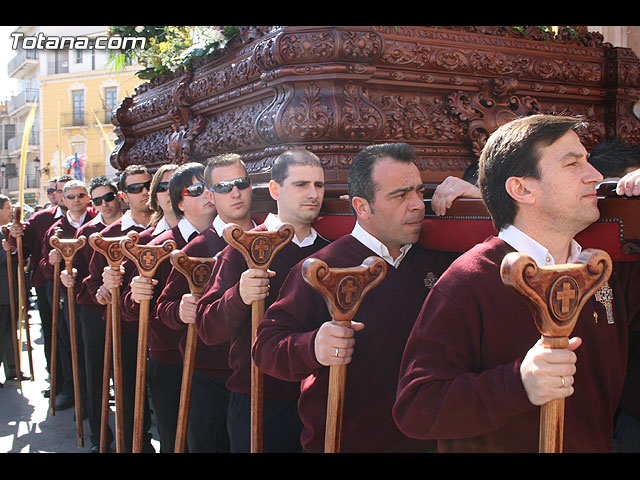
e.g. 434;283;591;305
107;26;240;80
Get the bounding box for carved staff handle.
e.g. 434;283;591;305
500;248;612;453
169;250;215;453
88;233;129;453
120;231;177;453
222;223;294;453
2;225;21;390
50;234;87;448
301;256;387;453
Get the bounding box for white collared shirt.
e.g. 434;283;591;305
177;216;199;242
89;212;105;227
54;206;64;219
498;224;582;266
122;210;151;231
66;210;87;229
212;215;257;237
350;221;412;269
151;216;170;236
263;212;317;248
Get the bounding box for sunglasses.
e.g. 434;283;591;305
124;180;151;194
209;176;251;194
47;188;57;194
156;181;170;193
181;182;206;197
92;191;117;206
64;192;88;200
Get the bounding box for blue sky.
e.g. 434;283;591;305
0;26;19;100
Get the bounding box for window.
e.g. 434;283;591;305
76;50;83;63
72;90;84;126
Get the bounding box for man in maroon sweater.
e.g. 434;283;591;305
393;115;640;452
195;149;330;452
156;153;255;452
252;143;456;452
60;175;122;452
121;162;216;452
42;180;96;411
8;174;72;393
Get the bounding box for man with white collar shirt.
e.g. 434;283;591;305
393;115;640;453
41;179;96;411
60;175;122;452
121;162;216;452
195;149;330;452
156;153;255;452
83;164;155;453
252;143;456;452
8;174;73;394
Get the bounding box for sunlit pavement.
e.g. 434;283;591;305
0;301;160;453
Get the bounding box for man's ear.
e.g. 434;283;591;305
268;179;280;202
505;176;536;206
351;196;372;220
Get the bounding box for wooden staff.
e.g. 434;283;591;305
169;250;215;453
120;231;177;453
50;234;87;448
2;225;21;390
222;223;294;453
13;206;34;382
500;248;612;453
301;256;387;453
47;225;64;415
89;233;129;453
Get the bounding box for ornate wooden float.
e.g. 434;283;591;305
110;26;640;260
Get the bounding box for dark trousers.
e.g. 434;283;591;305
147;357;182;453
227;391;303;453
45;280;74;396
35;286;53;375
186;371;230;453
612;409;640;453
119;327;154;453
58;291;86;403
79;305;112;447
0;304;17;378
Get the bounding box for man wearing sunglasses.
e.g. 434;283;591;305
81;164;156;453
45;177;58;207
155;153;255;452
59;176;123;452
120;162;216;452
8;174;73;395
193;149;329;453
41;180;97;413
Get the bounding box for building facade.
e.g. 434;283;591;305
5;26;144;206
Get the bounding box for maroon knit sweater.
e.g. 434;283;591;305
393;236;640;453
253;234;457;453
195;224;330;401
156;226;231;381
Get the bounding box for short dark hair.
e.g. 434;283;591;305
478;114;586;231
348;142;416;216
57;174;74;185
118;165;149;191
588;139;640;178
88;175;118;195
271;149;323;185
169;162;205;218
204;153;247;188
0;193;10;210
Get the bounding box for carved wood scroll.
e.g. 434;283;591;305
500;248;613;453
301;255;387;453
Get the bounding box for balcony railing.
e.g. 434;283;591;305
7;129;39;153
7;88;39;114
7;49;38;76
48;59;69;75
5;174;40;191
60;110;114;127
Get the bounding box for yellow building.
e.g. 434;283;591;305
6;26;146;206
40;64;143;186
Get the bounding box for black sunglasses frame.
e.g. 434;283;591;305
209;176;251;194
124;180;152;194
181;182;206;198
92;191;118;206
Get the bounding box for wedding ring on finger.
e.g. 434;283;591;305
335;347;340;357
561;376;566;388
